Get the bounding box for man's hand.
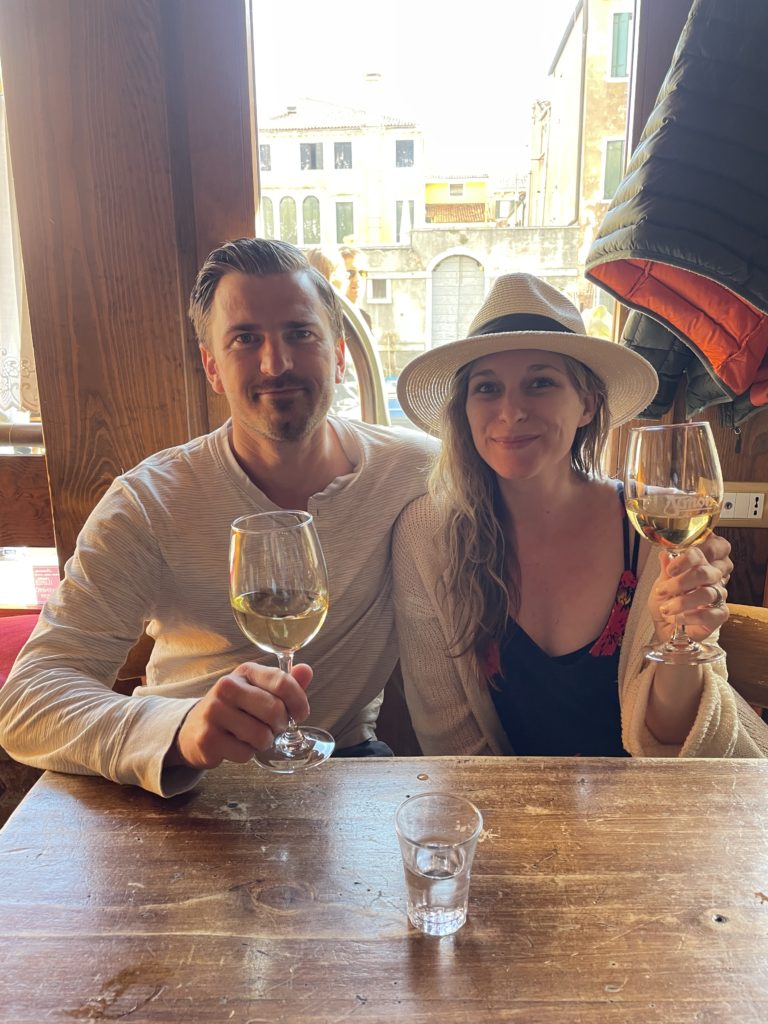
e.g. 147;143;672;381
167;662;313;770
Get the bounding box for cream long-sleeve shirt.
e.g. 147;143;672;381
393;493;768;758
0;418;439;795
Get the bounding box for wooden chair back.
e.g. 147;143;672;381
720;603;768;712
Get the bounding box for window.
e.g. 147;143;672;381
252;0;635;411
259;144;271;171
261;196;274;238
611;12;632;78
334;141;352;169
395;139;414;167
302;195;321;244
603;139;625;199
279;196;297;243
300;142;323;170
335;201;354;243
395;199;415;243
369;278;391;303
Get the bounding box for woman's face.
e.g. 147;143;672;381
464;349;595;483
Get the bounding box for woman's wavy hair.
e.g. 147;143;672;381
429;354;609;670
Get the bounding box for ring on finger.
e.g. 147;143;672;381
710;585;726;610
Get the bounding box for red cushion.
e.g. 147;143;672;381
0;614;40;687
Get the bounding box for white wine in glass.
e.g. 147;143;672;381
230;511;335;772
624;422;724;665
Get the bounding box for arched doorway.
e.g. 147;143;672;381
431;255;485;345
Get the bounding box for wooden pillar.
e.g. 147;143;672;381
0;0;255;565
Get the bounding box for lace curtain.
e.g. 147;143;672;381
0;75;38;420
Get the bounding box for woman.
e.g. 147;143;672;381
393;273;768;758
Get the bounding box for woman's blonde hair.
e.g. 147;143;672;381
429;354;609;669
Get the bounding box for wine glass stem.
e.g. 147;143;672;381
667;550;694;650
275;652;309;754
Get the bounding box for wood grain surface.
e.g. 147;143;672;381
0;0;254;565
1;757;767;1023
0;455;54;547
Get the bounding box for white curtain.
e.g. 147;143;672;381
0;77;38;420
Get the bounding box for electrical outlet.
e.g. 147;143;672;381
721;492;737;518
720;483;768;526
734;492;751;519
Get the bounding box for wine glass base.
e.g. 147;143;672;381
643;642;724;666
252;728;335;774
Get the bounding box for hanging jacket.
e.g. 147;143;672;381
584;0;768;424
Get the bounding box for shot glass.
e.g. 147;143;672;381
395;791;483;936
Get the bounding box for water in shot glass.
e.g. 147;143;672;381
395;792;483;937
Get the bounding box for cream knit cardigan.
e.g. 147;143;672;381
393;494;768;759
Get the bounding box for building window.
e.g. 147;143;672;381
261;196;274;238
611;12;632;77
395;199;415;243
369;278;391;304
302;195;321;244
334;142;352;169
259;144;271;172
335;201;354;244
395;139;414;168
449;183;464;197
279;196;297;243
603;139;626;199
300;142;323;170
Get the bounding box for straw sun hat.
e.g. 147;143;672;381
397;273;659;435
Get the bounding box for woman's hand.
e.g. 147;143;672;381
648;533;732;644
643;534;732;746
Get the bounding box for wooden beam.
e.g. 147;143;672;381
0;456;54;548
0;0;255;566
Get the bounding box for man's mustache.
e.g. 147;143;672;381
252;373;309;393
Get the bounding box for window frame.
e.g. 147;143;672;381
335;200;354;244
368;277;392;304
279;195;298;243
395;198;416;244
602;137;626;200
301;194;321;244
300;142;324;171
334;141;352;169
609;9;633;80
395;139;414;168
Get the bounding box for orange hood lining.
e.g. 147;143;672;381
590;259;768;400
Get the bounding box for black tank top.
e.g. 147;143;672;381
488;484;640;757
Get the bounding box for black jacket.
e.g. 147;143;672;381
585;0;768;424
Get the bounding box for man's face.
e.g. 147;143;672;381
201;270;345;444
343;254;366;304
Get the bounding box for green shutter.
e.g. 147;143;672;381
279;197;297;244
336;202;353;244
604;140;625;199
611;12;631;77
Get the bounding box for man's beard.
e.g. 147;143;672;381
249;372;334;442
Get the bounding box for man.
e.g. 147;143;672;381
339;246;367;306
0;239;438;796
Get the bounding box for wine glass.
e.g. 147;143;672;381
229;511;335;772
624;422;724;664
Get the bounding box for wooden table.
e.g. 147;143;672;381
2;757;768;1023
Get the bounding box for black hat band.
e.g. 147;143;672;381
472;314;575;336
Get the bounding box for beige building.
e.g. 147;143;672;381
257;97;582;368
528;0;633;315
257;98;422;249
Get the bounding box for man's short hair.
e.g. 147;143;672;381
189;237;344;347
